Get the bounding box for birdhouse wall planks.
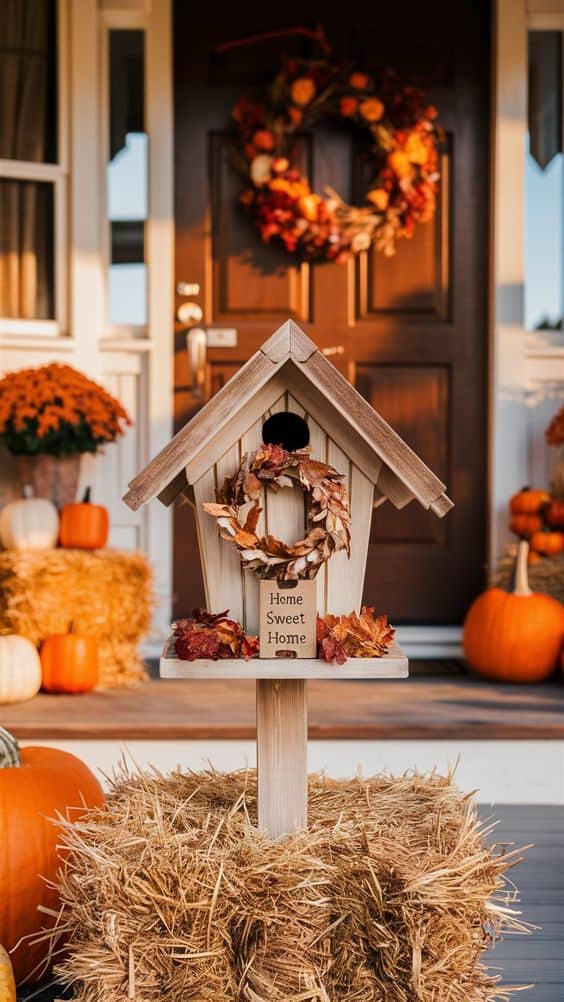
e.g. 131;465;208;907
124;320;453;638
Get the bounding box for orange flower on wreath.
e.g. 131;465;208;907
288;106;303;127
349;72;369;90
359;98;384;123
253;129;275;151
404;131;429;165
340;96;358;117
298;194;321;222
387;151;413;179
367;189;389;211
290;77;315;106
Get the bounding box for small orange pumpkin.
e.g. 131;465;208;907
529;529;564;556
40;623;99;693
0;726;104;984
545;499;564;529
463;540;564;682
509;486;551;514
508;513;543;538
59;486;109;550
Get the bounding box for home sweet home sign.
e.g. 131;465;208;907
124;320;453;838
259;580;317;658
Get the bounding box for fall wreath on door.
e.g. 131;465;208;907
230;52;443;262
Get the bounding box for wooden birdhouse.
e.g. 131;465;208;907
125;320;452;632
124;320;453;837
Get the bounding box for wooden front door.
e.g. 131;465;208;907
173;1;490;624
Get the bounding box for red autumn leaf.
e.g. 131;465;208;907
173;609;259;661
318;633;347;665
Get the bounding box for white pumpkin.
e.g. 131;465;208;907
0;488;59;551
0;635;41;705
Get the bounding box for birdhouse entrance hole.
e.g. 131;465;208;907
262;411;310;451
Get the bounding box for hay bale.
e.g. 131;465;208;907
47;769;528;1001
0;549;153;687
492;543;564;604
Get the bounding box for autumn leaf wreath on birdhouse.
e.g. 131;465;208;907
173;443;395;664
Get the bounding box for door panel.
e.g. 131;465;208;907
358;151;450;318
173;0;490;623
355;364;449;547
211;135;312;322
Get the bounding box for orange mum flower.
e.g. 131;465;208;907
0;362;132;456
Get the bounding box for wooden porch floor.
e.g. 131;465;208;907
18;804;564;1002
4;661;563;740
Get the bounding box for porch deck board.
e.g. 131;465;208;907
482;806;564;1000
3;663;563;740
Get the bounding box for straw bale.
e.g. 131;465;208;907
45;768;530;1001
492;543;564;604
0;549;153;687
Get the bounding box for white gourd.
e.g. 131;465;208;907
0;635;42;705
0;487;59;551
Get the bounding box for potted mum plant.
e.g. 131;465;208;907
0;363;131;507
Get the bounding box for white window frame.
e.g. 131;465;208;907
0;0;69;338
99;7;149;340
525;21;564;341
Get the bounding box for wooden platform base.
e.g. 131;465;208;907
160;639;408;679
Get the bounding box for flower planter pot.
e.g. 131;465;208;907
14;453;81;509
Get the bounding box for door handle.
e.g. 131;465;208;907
177;300;203;325
186;327;207;399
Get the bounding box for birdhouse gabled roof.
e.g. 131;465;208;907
123;320;453;517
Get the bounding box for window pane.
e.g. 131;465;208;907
526;31;563;332
0;0;57;163
107;30;147;327
0;178;54;319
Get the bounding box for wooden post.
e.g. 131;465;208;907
256;679;308;839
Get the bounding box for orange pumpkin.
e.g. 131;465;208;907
41;624;99;693
0;944;16;1002
0;726;104;984
463;540;564;682
59;486;109;550
509;486;551;514
545;499;564;529
529;530;564;556
508;513;543;538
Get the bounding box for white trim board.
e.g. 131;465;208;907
33;738;564;805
